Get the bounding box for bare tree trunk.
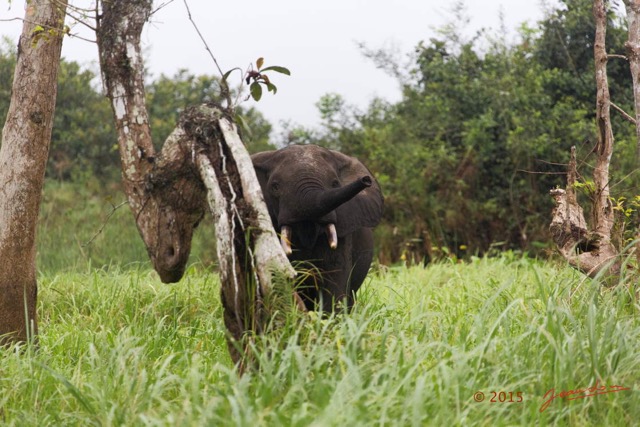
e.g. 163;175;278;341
549;0;620;280
624;0;640;160
96;0;294;367
0;0;68;344
622;0;640;266
592;0;616;245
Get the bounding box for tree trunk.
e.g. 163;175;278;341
96;0;206;284
549;0;620;281
624;0;640;160
622;0;640;267
0;0;68;344
96;0;295;367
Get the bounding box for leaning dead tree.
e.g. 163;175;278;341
96;0;294;365
550;0;620;280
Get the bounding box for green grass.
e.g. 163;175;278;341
1;255;639;426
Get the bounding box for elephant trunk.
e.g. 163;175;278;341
278;176;371;254
308;176;372;218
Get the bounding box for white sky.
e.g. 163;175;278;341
1;1;557;133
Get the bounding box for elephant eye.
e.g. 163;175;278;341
271;182;280;193
331;179;341;188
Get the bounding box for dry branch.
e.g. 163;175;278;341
550;148;618;278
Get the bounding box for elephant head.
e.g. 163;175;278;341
251;144;383;255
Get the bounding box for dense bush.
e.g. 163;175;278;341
290;0;640;263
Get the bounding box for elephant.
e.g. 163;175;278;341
251;144;384;311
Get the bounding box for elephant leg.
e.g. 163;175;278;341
347;228;374;299
317;230;374;311
293;229;374;312
319;272;350;312
303;239;351;312
295;269;344;312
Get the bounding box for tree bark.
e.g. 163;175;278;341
624;0;640;160
549;0;620;281
96;0;295;367
592;0;616;246
96;0;206;284
622;0;640;267
0;0;68;344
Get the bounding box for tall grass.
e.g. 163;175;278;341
1;254;638;425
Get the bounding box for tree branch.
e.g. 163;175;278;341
611;101;637;125
181;0;232;108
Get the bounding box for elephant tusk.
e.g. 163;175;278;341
327;223;338;249
280;225;293;255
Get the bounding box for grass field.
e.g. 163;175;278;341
1;257;638;425
1;183;638;425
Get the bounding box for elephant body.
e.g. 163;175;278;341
252;144;383;311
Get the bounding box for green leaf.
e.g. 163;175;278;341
256;57;264;70
250;81;263;101
222;68;237;83
260;66;291;76
235;113;253;138
266;82;278;94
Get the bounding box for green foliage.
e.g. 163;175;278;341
1;256;638;424
1;41;119;181
5;2;640;265
51;61;119;181
240;57;291;102
147;69;222;147
0;38;17;140
291;1;640;263
2;40;122;180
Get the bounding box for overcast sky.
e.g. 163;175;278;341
1;1;558;133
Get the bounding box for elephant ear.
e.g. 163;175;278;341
330;150;384;237
251;150;276;189
251;150;280;222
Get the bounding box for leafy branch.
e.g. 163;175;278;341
245;57;291;101
222;57;291;103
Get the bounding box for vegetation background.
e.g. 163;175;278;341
5;0;640;268
1;0;639;424
2;0;640;268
